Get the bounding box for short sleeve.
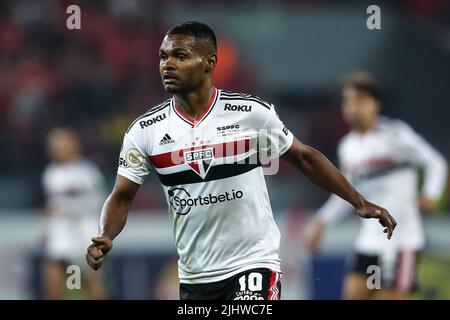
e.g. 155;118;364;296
258;105;294;158
117;127;151;185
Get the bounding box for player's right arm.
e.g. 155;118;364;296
86;120;152;271
100;175;140;240
86;175;140;270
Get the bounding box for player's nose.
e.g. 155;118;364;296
162;57;177;71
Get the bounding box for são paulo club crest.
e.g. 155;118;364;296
183;147;214;178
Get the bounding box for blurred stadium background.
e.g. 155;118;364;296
0;0;449;299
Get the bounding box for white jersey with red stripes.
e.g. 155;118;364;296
42;158;105;261
318;117;448;254
117;88;294;284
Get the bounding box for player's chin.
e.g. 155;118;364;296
163;83;184;94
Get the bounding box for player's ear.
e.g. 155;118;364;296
205;53;217;74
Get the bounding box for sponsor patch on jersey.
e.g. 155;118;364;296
184;147;214;178
217;124;240;131
217;124;241;137
139;113;166;129
168;187;243;215
125;148;144;168
224;103;252;112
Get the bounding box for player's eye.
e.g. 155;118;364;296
159;53;167;60
177;54;186;61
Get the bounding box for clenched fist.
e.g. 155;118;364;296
86;236;113;270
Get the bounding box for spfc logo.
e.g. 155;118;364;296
184;147;214;178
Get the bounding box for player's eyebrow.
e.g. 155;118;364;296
160;47;191;54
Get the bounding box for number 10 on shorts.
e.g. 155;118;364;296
239;272;263;291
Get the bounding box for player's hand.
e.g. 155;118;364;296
304;217;325;253
418;195;435;214
86;236;113;271
356;200;397;240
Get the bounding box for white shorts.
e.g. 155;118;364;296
45;216;98;266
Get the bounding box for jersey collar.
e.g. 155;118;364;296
172;87;219;128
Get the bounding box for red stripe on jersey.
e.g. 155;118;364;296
365;157;397;168
150;148;185;168
149;139;253;169
174;88;217;127
349;157;398;175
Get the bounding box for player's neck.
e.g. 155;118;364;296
174;83;215;120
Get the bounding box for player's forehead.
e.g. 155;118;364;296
342;86;366;99
48;129;77;143
160;34;199;53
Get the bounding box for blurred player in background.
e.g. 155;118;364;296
85;22;397;300
306;72;448;300
42;128;105;299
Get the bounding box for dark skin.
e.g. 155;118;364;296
86;34;397;271
159;34;217;119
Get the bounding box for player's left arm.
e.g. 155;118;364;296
258;103;396;238
396;122;448;213
281;137;397;239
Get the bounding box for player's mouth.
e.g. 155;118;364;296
163;72;180;84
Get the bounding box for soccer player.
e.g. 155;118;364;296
85;22;397;300
42;128;105;299
305;72;448;300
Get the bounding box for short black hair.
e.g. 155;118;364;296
166;21;217;53
342;71;381;101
